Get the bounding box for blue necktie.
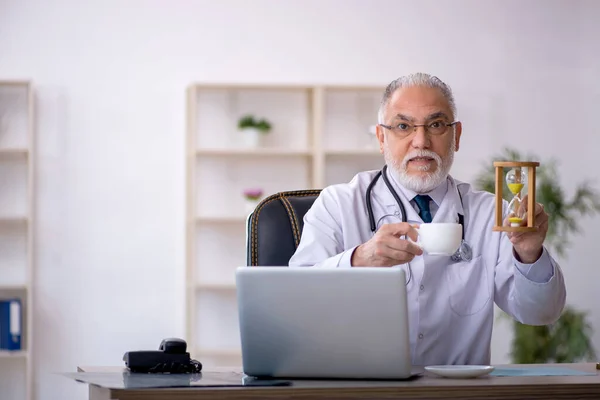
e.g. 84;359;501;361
413;195;432;223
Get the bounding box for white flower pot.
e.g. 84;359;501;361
241;128;263;148
245;198;260;215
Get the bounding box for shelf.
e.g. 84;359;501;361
195;283;236;291
196;148;381;157
0;350;28;359
0;284;28;291
195;216;246;223
189;82;313;90
189;82;384;91
196;348;241;358
0;81;29;87
196;148;311;156
0;149;28;156
325;148;381;156
0;217;28;223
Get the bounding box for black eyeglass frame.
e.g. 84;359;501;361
378;120;459;136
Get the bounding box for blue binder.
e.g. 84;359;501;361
0;298;22;351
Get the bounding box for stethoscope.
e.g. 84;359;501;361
365;165;473;285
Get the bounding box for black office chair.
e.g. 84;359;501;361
246;189;321;266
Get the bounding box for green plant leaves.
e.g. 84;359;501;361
237;114;272;132
511;322;552;363
509;307;597;363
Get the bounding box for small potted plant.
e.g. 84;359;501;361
243;188;264;214
238;115;272;148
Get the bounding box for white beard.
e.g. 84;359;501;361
383;138;455;193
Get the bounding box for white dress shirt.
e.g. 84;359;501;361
288;169;566;366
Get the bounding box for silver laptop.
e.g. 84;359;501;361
235;266;412;379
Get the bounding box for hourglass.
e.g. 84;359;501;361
493;161;539;232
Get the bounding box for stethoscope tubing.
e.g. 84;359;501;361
364;165;473;285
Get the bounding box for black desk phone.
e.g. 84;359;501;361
123;338;202;373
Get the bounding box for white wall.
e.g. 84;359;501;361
1;0;599;398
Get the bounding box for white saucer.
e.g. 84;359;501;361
425;365;495;378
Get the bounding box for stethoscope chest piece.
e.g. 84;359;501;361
450;240;473;263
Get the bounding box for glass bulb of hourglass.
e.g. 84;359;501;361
506;167;527;195
505;167;527;226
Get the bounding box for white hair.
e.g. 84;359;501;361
377;73;457;124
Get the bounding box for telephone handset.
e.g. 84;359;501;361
123;338;202;373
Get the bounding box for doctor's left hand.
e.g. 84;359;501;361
504;194;548;264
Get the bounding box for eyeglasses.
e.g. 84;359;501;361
379;120;459;138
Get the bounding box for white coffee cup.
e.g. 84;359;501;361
415;223;462;256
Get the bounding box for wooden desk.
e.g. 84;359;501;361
76;363;600;400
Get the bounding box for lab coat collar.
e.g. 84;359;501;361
378;168;465;217
393;176;448;208
446;175;465;216
431;175;466;220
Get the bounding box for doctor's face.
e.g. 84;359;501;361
376;85;462;193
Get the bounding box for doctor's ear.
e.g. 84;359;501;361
453;122;462;152
376;124;385;152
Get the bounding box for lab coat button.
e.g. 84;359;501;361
418;333;424;339
420;285;424;291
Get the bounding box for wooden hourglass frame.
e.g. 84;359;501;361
493;161;539;232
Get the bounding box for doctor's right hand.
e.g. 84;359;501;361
351;222;422;267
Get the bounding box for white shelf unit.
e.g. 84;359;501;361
186;83;385;367
0;80;35;400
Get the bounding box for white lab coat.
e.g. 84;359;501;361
288;169;566;366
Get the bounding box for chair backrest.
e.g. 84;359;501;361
246;189;321;266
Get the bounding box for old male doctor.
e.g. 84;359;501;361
288;73;566;366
